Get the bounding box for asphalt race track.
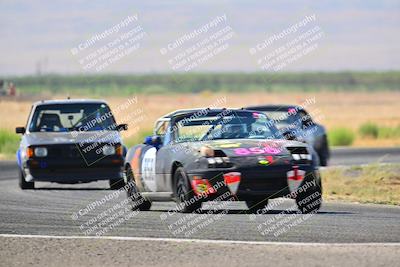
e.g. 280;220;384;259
329;147;400;166
0;147;399;266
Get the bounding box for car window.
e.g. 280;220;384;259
29;103;116;132
263;110;294;126
178;124;215;142
174;111;281;142
298;110;313;126
155;121;169;136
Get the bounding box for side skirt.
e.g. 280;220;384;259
141;192;174;201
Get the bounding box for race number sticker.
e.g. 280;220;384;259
141;147;157;192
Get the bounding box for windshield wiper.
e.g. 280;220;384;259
200;112;227;141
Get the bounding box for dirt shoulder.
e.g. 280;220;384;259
322;163;400;205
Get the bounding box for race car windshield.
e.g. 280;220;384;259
175;111;281;142
261;110;298;129
29;103;117;132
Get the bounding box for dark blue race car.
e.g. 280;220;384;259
245;105;330;166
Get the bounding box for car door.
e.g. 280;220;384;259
297;109;320;143
151;120;173;192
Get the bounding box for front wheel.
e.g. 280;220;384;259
125;166;152;211
174;167;202;213
295;183;322;214
109;178;125;190
19;170;34;189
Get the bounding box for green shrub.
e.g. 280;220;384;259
378;126;400;139
359;122;379;138
123;129;153;147
0;129;20;156
329;128;355;146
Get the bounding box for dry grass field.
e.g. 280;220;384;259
322;163;400;205
1;91;400;147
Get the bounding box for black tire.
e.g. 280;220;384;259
319;155;328;167
19;170;34;189
125;165;152;211
246;199;269;214
174;167;202;213
318;135;330;166
295;181;322;214
109;178;125;190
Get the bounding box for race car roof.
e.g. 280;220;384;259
163;108;266;123
163;108;244;119
244;104;303;112
33;99;108;106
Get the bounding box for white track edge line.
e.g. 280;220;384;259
1;234;399;246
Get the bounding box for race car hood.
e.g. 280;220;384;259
188;139;309;157
23;131;122;145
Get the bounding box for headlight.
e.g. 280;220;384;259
207;157;231;168
200;146;214;157
102;145;115;156
115;145;123;156
34;147;48;157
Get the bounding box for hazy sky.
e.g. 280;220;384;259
1;0;399;75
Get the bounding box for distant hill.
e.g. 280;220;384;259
6;72;400;96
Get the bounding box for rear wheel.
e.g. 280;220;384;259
174;167;202;213
125;166;152;211
318;135;330;166
319;155;328;167
19;170;34;189
109;178;125;190
246;199;269;214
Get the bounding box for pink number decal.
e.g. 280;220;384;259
264;146;281;154
234;147;281;156
234;148;250;156
249;147;264;154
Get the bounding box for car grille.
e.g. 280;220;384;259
238;170;289;192
286;146;308;155
41;143;106;160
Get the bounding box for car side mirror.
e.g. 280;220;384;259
282;130;296;141
144;135;162;147
117;124;128;131
302;119;313;127
16;127;26;134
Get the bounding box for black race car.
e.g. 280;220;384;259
124;108;322;213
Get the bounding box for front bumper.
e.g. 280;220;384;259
188;164;316;201
24;156;124;183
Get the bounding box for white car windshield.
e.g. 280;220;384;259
174;110;281;143
29;103;116;132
